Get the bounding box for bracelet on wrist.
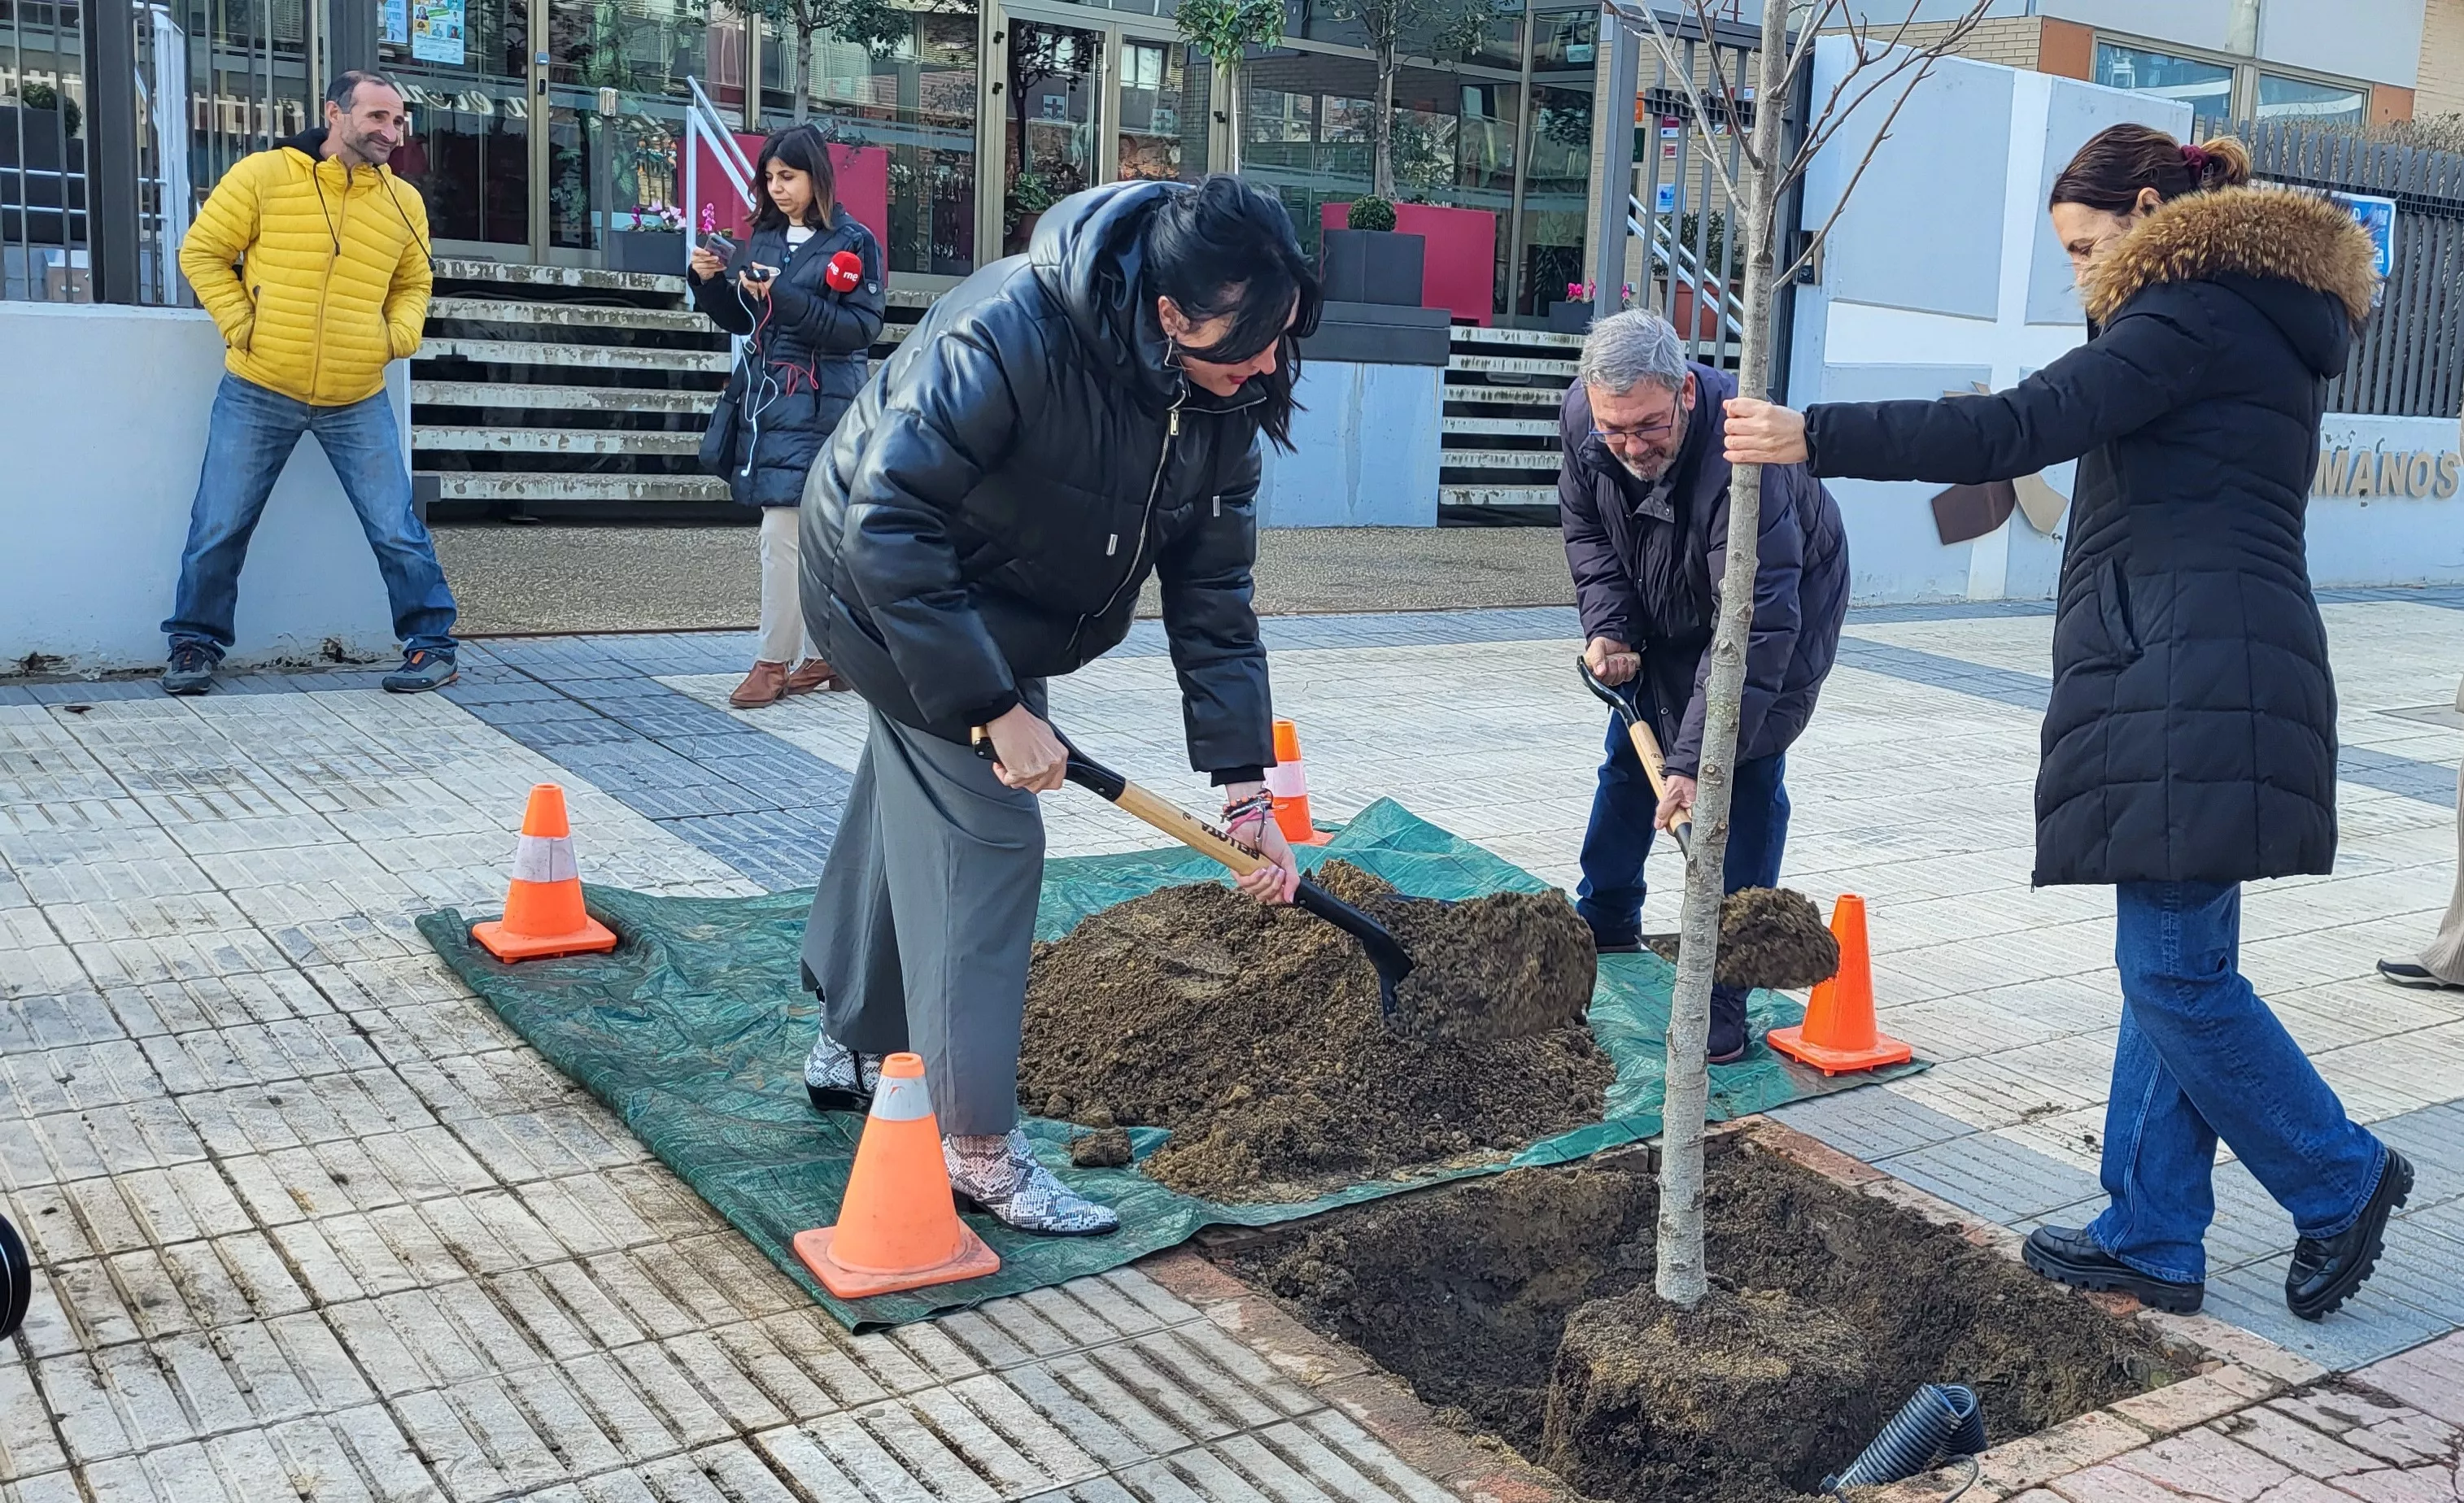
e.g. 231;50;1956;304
1221;791;1275;829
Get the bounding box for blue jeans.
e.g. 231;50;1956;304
2089;881;2388;1284
1577;696;1791;1016
163;374;457;659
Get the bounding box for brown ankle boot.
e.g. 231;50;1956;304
785;658;843;695
730;661;790;708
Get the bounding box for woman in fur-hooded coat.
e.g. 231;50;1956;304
1776;169;2378;887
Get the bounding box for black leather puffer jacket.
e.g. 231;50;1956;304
800;181;1274;774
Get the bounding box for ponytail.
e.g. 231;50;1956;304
2051;124;2250;213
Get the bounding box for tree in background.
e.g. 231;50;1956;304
1609;0;1994;1310
1323;0;1503;198
1175;0;1287;175
753;0;912;122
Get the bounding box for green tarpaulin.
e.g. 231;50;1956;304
418;799;1925;1329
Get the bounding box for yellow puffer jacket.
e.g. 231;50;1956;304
179;129;432;407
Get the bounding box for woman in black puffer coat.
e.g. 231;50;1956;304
1725;126;2409;1324
688;124;884;708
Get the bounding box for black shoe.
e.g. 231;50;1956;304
1707;991;1749;1065
162;643;216;695
2376;960;2464;992
2021;1226;2205;1313
1591;931;1642;956
2287;1149;2412;1321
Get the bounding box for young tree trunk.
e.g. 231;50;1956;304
1224;59;1242;175
1372;48;1396;197
794;19;813;120
1652;0;1791;1313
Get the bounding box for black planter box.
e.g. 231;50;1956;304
1319;229;1426;307
1547;298;1595;333
609;229;686;274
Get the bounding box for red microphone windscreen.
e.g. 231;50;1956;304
825;250;863;293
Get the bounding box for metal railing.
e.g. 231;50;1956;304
1630;191;1744;342
680;74;753;274
2246;118;2464;420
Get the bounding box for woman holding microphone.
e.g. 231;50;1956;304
688;124;885;708
1725;125;2407;1322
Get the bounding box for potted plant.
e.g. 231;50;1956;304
1006;172;1058;250
611;201;686;273
1550;281;1636;333
1319;194;1426;307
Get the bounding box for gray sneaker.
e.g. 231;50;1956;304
382;648;457;694
945;1129;1120;1237
162;644;216;696
804;1031;883;1114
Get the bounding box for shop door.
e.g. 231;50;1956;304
992;11;1210;258
381;0;542;258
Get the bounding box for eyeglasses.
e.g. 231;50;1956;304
1590;416;1677;445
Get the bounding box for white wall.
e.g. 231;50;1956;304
1257;360;1443;528
2307;414;2464;587
0;303;403;674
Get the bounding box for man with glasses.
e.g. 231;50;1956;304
1559;308;1848;1062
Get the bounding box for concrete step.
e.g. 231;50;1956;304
433;258;687;297
412;426;702;456
1449;325;1585;350
1440;448;1563;472
1443;414;1559;438
426;298;717;335
430;473;734;503
1445;381;1568;407
416;338;734;375
1446;351;1579;378
412;381;722;415
1441;485;1559;507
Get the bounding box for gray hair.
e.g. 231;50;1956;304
1577;308;1687;395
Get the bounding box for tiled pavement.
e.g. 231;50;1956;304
0;590;2458;1499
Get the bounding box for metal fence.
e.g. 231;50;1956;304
2245;119;2464;420
2;0;91;300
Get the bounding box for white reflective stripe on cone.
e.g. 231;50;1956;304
1266;760;1307;799
870;1074;935;1122
510;834;581;885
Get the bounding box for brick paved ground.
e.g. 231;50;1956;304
0;590;2457;1499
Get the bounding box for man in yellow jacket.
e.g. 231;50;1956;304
164;69;459;695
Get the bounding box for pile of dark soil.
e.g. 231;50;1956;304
1221;1144;2180;1503
1018;864;1611;1202
1644;887;1840;991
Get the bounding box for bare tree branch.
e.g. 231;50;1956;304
1784;2;1991;190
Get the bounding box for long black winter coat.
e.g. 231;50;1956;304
1803;187;2378;887
691;205;885;508
1561;364;1850;778
799;181;1276;773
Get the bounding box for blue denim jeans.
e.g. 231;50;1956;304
163;374;457;659
2089;880;2388;1284
1577;693;1791;1016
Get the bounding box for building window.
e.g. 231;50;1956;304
2093;41;2232;118
2257;72;2367;124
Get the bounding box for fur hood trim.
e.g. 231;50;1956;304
2082;185;2377;325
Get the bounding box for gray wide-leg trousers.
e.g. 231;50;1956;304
800;704;1044;1135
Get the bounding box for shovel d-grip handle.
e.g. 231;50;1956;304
969;723;1415;1011
1576;656;1694;860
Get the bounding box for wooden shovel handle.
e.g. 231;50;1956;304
1110;781;1271;877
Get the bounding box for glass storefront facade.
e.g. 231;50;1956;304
6;0;1598;317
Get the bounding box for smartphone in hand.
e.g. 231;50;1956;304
700;230;738;261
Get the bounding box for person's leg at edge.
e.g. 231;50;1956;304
1577;704;1661;949
734;507;801;706
799;728;905;1111
311;390;459;687
161;376;312;686
1707;750;1790;1062
868;703;1117;1236
2394;764;2464;986
2072;880;2403;1317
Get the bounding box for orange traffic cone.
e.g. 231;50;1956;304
1266;718;1332;847
794;1053;1001;1298
1765;894;1912;1075
470;783;619;961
